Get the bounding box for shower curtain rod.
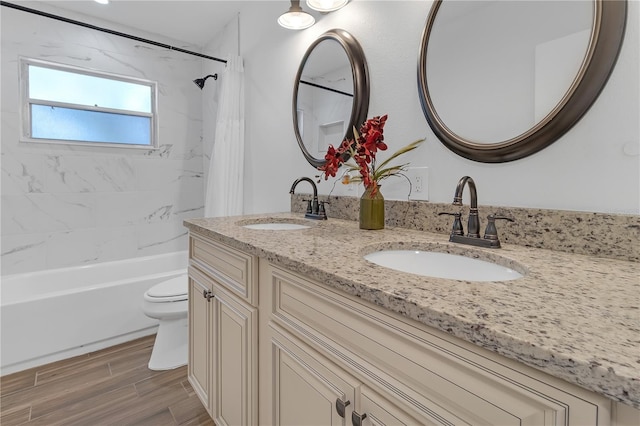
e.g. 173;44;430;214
300;80;353;97
0;1;227;64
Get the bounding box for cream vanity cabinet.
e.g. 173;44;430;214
187;234;258;426
186;233;639;426
259;262;629;426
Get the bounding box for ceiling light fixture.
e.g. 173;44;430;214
278;0;315;30
306;0;348;12
94;0;109;4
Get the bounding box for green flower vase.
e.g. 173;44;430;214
359;185;384;230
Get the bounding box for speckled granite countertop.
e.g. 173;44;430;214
184;213;640;408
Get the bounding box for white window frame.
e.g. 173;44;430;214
19;57;159;149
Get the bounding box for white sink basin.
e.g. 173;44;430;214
237;217;312;231
364;250;523;282
243;223;310;230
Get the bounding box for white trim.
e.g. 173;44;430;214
19;56;159;149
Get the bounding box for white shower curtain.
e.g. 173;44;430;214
205;55;245;217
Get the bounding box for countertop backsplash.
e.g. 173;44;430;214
291;194;639;262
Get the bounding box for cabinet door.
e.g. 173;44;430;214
271;328;358;426
188;271;214;416
357;385;437;426
213;284;258;426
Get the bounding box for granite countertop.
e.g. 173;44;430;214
184;213;640;408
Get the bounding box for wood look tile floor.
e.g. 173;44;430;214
0;335;214;426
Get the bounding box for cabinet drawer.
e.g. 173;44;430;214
267;264;610;425
189;234;257;306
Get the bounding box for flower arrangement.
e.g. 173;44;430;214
317;114;424;195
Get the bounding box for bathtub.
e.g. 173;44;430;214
0;251;188;375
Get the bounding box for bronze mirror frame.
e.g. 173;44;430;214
293;29;370;168
417;0;627;163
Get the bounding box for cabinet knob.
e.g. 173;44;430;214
335;398;351;418
202;289;214;301
352;411;367;426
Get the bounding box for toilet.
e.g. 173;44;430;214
142;274;189;370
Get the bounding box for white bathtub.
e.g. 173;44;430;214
0;251;188;375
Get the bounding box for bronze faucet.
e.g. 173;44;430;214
289;177;327;220
439;176;513;248
453;175;480;237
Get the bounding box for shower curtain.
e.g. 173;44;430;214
205;55;245;217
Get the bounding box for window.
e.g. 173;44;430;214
20;57;157;149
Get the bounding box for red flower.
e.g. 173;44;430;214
318;144;342;179
354;154;371;187
316;114;423;193
361;115;387;149
318;115;389;187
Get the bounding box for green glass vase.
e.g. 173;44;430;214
359;185;384;230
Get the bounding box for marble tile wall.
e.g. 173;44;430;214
291;194;640;262
1;6;204;275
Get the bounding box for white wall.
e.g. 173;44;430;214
1;4;205;274
2;0;636;275
228;0;639;215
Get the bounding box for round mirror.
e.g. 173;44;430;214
418;0;627;163
293;29;369;168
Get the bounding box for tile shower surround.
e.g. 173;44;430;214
291;194;640;262
0;5;205;275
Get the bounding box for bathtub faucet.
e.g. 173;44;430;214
289;177;327;220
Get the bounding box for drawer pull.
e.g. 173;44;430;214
203;289;214;301
335;398;351;418
351;411;367;426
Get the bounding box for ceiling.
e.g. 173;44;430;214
11;1;249;46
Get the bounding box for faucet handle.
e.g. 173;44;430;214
438;212;464;236
483;214;514;241
318;201;329;219
302;199;313;214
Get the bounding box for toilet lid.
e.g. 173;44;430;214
146;275;188;299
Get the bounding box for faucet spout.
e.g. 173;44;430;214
452;176;479;237
289;177;318;200
290;177;326;220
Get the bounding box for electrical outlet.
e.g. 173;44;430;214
375;167;429;201
407;167;428;201
415;175;423;193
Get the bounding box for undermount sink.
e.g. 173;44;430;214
364;250;524;282
237;218;312;231
243;223;310;230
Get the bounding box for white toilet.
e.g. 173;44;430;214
142;274;189;370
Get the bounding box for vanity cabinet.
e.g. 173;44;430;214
187;234;258;426
185;227;639;425
260;262;614;426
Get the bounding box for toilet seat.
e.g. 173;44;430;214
144;275;188;303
